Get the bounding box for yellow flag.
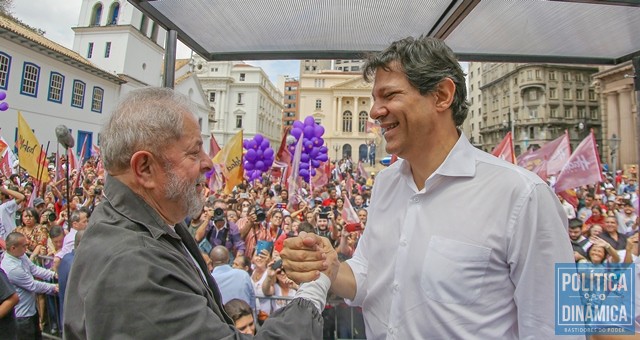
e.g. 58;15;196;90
17;112;49;181
212;130;244;194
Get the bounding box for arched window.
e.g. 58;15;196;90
91;3;103;26
358;111;368;133
108;2;120;25
342;144;352;159
342;111;352;132
358;144;368;162
140;14;149;35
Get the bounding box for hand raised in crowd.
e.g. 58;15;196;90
281;231;340;284
626;233;638;251
590;236;611;249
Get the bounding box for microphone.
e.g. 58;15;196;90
55;125;75;149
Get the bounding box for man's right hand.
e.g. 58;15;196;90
281;231;339;284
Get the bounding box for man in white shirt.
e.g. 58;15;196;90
283;36;578;339
55;209;89;260
0;181;25;242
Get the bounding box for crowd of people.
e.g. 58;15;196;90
0;35;638;339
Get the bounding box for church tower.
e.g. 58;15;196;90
72;0;166;87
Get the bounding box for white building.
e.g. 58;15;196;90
193;57;283;146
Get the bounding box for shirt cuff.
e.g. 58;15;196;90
293;273;331;312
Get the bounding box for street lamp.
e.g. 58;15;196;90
333;144;340;160
608;133;621;176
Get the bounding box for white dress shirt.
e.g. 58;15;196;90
346;133;580;339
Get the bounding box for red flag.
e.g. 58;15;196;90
517;131;571;180
72;136;88;188
491;132;515;164
0;152;10;176
276;126;292;165
558;189;579;209
311;161;330;188
554;131;603;193
209;134;221;159
67;148;77;173
342;192;361;230
0;138;7;156
357;161;370;180
91;144;101;158
286;136;304;208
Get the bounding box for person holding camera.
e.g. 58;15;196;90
199;201;246;260
55;209;89;261
0;179;25;242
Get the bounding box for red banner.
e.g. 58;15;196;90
491;132;515;164
517;131;571;180
554;131;603;193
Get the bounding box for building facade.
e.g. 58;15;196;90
464;62;484;148
298;71;383;163
593;61;638;172
279;76;299;127
193;58;283;146
474;63;600;155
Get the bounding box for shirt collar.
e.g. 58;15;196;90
103;174;180;240
212;264;232;274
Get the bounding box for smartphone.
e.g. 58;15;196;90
276;203;284;209
74;187;83;196
345;222;363;233
271;259;283;270
255;240;274;256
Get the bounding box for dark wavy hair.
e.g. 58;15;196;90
363;35;469;126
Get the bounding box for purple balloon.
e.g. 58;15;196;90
314;137;324;147
311;159;320;168
243;139;249;149
300;153;310;163
265;158;273;167
0;102;8;111
304;116;315;126
310;147;319;158
256;149;264;159
254;134;264;145
264;148;274;159
245;149;257;161
317;153;328;162
293;120;304;130
313;125;324;137
299;162;309;170
303;126;314;139
291;128;302;139
303;140;313;150
260;139;270;150
319;146;328;154
0;91;6;101
288;145;296;154
244;160;255;170
299;169;309;178
310;169;317;177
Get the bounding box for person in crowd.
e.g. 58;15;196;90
33;198;46;217
577;192;596;222
210;246;256;311
569;218;591;262
239;205;269;259
224;299;256;336
282;36;576;339
0;180;25;242
0;267;19;340
1;232;58;339
616;201;638;236
56;209;89;261
586;224;604;238
251;249;274;325
197;200;246;258
63;87;337;339
356;209;368;228
262;255;299;312
47;226;65;271
188;207;210;239
352;195;367;210
557;194;576;220
600;215;628;251
15;208;50;262
582;205;606;234
57;230;84;329
232;254;251;274
578;236;620;264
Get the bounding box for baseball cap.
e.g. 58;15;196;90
33;197;45;207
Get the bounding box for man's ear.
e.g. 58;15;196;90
130;151;161;189
433;78;456;113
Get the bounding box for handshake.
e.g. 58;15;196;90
280;232;340;284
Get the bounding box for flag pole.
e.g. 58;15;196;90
37;141;50;198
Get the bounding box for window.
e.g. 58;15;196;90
236;115;243;128
20;62;40;97
211;67;218;72
526;70;532;80
104;42;111;58
47;72;64;103
91;87;104;113
575;89;583;100
315;99;322;110
577;107;586;118
239;73;245;81
0;52;11;89
590;107;598;119
563;88;571;99
209;92;216;102
351;66;360;72
71;80;86;108
91;3;103;26
589;89;596;101
529;109;537;118
535;70;541;79
549;88;557;99
550;107;557;118
342;111;353;132
108;2;120;25
576;74;583;82
87;42;94;58
549;71;556;80
563;72;570;81
564;107;572;118
237;93;244;104
528;90;537;101
358;111;367;133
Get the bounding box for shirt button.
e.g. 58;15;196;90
388;327;395;335
400;239;407;247
411;197;419;203
393;282;400;293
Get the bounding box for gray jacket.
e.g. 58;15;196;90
63;175;323;339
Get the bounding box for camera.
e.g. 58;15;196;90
94;188;102;195
74;187;83;196
210;208;225;222
255;206;266;222
47;212;56;222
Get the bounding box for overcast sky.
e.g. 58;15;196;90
10;0;300;83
